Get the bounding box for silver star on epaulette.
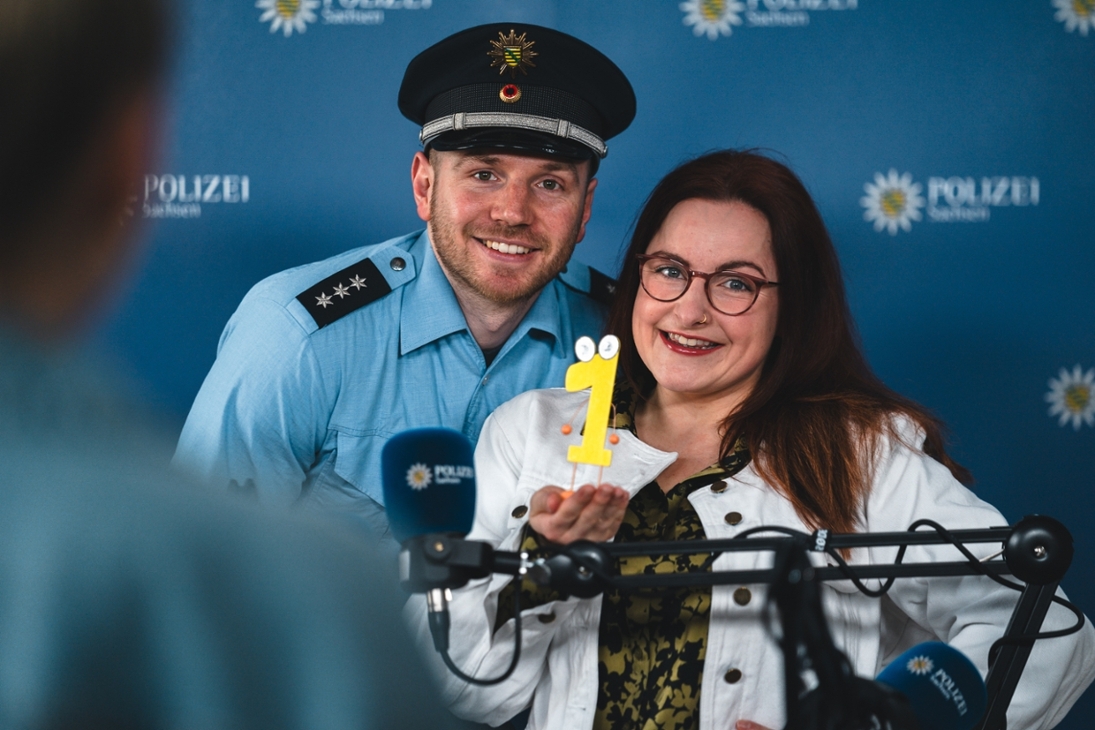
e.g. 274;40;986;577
333;283;350;298
349;275;366;289
316;293;333;308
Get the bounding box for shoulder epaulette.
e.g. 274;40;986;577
297;255;400;328
558;260;617;307
586;266;617;306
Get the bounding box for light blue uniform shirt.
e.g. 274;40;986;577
175;230;610;547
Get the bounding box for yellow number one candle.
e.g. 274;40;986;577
564;335;621;469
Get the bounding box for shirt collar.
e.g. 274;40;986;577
399;231;565;358
508;277;566;359
399;232;471;355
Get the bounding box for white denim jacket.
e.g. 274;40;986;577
408;388;1095;730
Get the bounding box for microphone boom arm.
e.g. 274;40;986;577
400;516;1078;730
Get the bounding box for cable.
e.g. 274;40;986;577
436;581;523;686
819;519;1086;647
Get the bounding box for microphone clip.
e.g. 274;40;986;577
399;533;495;593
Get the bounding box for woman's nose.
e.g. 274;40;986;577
675;276;711;325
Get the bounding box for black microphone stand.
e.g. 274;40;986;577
400;515;1078;730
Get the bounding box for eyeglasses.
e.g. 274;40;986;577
637;254;779;316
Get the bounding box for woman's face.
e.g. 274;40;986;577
632;198;779;407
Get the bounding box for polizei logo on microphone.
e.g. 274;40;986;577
906;655;933;675
405;462;474;490
929;666;970;716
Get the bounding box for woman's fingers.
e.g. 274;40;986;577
529;484;628;543
735;721;774;730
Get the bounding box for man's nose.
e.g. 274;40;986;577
490;182;533;226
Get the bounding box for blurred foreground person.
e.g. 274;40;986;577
0;1;459;727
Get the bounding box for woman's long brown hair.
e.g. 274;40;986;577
606;150;971;533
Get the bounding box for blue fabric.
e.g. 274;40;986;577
174;230;608;550
0;327;462;730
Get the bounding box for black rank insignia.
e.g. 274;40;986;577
296;257;393;328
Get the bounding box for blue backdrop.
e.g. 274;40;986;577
98;1;1095;723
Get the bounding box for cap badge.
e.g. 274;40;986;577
488;29;537;78
499;84;522;103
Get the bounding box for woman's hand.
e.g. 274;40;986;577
528;484;629;543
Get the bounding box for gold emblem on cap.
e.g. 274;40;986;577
488;29;537;78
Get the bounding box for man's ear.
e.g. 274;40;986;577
410;151;434;222
574;176;597;244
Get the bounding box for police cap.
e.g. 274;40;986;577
398;23;636;162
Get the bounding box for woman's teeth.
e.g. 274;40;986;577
667;332;717;349
483;239;530;255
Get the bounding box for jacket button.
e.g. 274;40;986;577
710;480;728;493
733;587;752;606
724;511;743;526
724;669;743;684
390;256;406;271
537;612;556;624
511;505;528;518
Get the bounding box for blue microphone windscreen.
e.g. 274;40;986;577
381;428;476;544
876;641;987;730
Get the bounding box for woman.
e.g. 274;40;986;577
414;150;1094;730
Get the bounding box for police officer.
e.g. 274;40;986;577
174;23;636;551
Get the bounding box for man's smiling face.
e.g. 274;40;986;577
412;148;596;305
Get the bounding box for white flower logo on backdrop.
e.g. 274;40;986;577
681;0;745;40
1046;365;1095;430
1054;0;1095;36
860;170;1040;233
256;0;430;35
861;170;925;236
257;0;319;36
681;0;857;40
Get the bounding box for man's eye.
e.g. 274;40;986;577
541;179;559;190
473;171;494;181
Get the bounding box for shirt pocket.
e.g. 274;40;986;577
331;426;396;505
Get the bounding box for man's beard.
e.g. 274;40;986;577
429;197;581;306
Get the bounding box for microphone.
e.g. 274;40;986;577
381;427;476;543
876;642;988;730
381;427;477;653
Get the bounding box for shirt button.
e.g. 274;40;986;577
537;612;556;624
724;669;743;684
511;505;528;519
733;587;752;606
724;511;743;526
390;256;406;271
710;480;728;493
